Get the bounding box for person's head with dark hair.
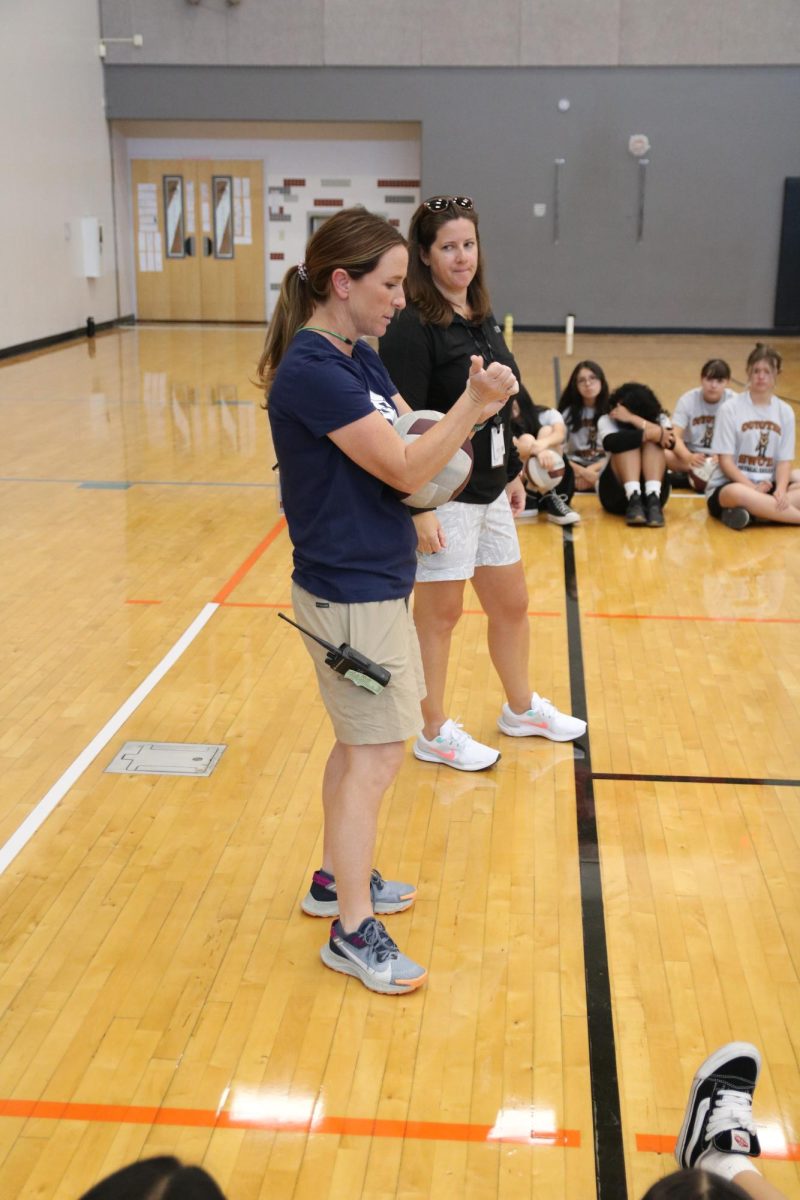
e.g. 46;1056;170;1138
405;196;491;326
558;359;609;430
510;384;545;436
698;359;731;406
257;206;407;393
640;1168;754;1200
77;1156;228;1200
602;380;667;423
701;359;731;383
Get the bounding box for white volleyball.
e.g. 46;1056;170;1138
393;409;474;508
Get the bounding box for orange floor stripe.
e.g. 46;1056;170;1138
636;1133;800;1161
0;1097;579;1146
212;517;287;604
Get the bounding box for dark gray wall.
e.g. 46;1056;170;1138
105;65;800;329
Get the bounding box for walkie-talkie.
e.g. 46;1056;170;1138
278;611;391;694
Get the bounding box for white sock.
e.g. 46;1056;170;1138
624;481;641;499
644;480;662;496
700;1149;761;1182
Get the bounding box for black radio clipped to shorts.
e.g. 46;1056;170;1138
278;611;391;694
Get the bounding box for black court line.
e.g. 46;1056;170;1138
562;530;627;1200
592;771;800;788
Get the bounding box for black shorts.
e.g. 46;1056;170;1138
707;479;775;520
598;461;671;515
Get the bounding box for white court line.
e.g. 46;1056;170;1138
0;602;220;877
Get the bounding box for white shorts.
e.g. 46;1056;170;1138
415;491;521;583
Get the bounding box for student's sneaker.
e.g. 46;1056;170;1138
301;868;416;917
540;491;581;525
414;719;500;771
675;1042;762;1170
497;693;586;741
321;917;428;995
721;507;751;531
625;493;647;525
645;493;665;527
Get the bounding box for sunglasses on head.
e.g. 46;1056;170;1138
422;196;474;212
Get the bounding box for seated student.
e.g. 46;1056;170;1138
597;382;675;527
666;359;736;491
510;387;580;525
640;1042;788;1200
706;344;800;530
557;359;610;492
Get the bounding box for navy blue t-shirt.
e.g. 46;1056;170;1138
268;331;418;603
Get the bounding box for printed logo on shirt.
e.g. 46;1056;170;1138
370;390;397;423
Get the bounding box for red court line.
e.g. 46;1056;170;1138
0;1097;578;1146
586;612;800;625
636;1133;800;1162
212;517;288;604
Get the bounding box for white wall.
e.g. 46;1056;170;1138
0;0;119;351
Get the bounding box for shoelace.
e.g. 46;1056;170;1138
442;719;471;748
530;693;556;719
361;918;399;962
369;868;386;893
705;1088;757;1143
550;493;572;515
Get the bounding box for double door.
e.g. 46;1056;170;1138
131;159;265;322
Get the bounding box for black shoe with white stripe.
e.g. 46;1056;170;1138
539;491;580;525
675;1042;761;1171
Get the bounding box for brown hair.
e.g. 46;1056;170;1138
405;198;491;327
745;343;782;376
257;207;406;395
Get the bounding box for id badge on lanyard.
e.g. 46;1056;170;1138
490;423;505;468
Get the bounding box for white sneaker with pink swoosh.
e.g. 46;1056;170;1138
497;693;586;741
413;718;500;771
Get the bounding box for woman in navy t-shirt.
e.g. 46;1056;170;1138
259;208;516;995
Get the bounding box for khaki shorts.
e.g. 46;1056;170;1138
292;583;426;746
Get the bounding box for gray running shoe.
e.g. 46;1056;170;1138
321;917;428;995
301;868;416;917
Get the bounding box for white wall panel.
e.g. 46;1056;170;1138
1;0;119;351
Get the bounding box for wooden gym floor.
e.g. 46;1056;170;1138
0;326;798;1200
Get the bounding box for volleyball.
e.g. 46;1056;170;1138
525;452;566;493
393;409;474;508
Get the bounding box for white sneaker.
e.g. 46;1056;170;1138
414;718;500;771
497;693;586;742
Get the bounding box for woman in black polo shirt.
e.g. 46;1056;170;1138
379;196;585;773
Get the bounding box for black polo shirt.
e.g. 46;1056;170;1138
379;303;523;505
